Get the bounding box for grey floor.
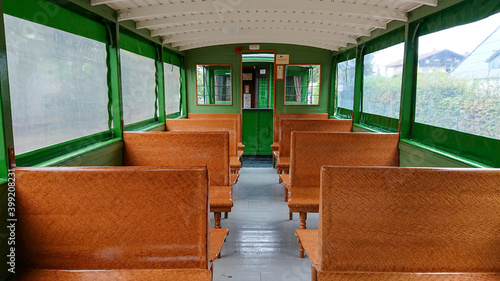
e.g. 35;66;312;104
210;167;318;281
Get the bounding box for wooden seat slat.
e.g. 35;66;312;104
12;269;212;281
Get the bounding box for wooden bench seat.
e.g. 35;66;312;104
276;118;352;175
288;132;399;228
166;119;242;174
272;113;329;167
123;131;234;228
187;113;245;157
13;166;225;280
296;166;500;281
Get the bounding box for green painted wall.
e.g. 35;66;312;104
185;43;332;114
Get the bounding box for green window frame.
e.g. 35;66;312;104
359;28;405;132
409;0;500;167
120;31;160;131
3;0;117;167
333;48;356;119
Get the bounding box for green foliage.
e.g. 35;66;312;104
416;72;499;139
363;73;402;119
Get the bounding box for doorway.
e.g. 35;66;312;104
241;51;275;155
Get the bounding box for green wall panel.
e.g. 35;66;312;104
185;43;331;115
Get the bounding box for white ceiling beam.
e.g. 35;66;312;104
118;1;407;22
137;13;387;30
175;37;341;52
151;21;371;37
164;29;357;45
404;0;438;6
167;31;350;49
90;0;123;5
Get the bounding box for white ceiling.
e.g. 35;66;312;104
91;0;438;51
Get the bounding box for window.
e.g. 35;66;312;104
362;42;404;119
415;13;500;140
196;64;232;105
164;63;181;115
121;49;157;125
284;65;320;105
336;58;356;111
4;15;109;155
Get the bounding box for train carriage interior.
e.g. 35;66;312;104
0;0;499;280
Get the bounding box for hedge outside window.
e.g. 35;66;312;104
4;15;109;155
363;43;404;119
121;49;157;125
415;13;500;140
164;63;181;115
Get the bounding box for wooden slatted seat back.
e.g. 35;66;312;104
15;166;210;270
290;132;399;188
273;113;329;144
123;131;230;186
166;119;238;157
279;119;352;158
187;113;242;144
319;166;500;274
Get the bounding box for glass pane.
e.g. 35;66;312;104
164;63;181;115
416;13;500;140
337;58;356;110
363;42;404;118
196;64;232;105
121;49;157;125
4;15;108;155
284;65;320;105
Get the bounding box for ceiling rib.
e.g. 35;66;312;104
164;29;357;46
117;1;407;22
403;0;438;6
91;0;123;5
173;37;342;51
150;21;371;37
136;13;388;30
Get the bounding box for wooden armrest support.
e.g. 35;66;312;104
295;229;319;265
210;228;229;261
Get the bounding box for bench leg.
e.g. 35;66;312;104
224;212;228;219
214;212;222;229
298;237;304;258
272;155;276;168
289;211;292;220
283;186;287;201
299;212;307;229
311;264;318;281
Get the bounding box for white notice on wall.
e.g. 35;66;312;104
244;94;252;108
276;54;289;64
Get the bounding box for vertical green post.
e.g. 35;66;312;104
0;2;14;176
156;46;165;124
330;56;338;117
107;22;123;138
180;64;187;117
399;21;420;140
352;45;364;124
